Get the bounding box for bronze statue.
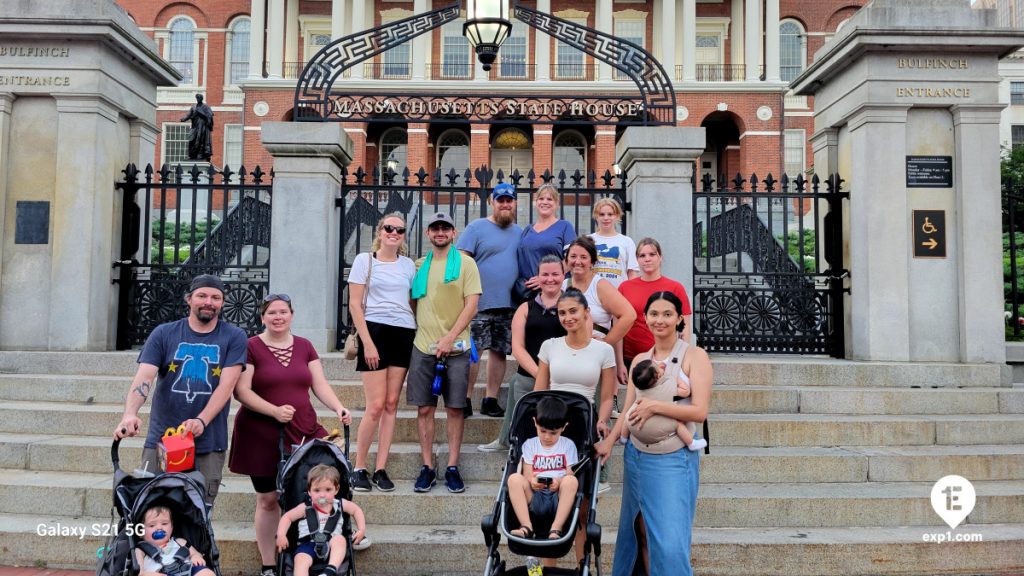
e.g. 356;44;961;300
181;93;214;161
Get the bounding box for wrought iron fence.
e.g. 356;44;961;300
693;171;848;355
335;165;626;348
1004;185;1024;339
113;163;273;349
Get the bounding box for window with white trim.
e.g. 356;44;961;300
780;20;806;83
441;20;472;79
1013;125;1024;149
1012;82;1024;105
555;18;587;79
784;129;806;178
168;18;196;84
223;124;243;170
380;128;408;175
499;24;527;78
613;19;644;80
227;18;250;84
382;19;411;78
553;131;587;177
163;123;191;165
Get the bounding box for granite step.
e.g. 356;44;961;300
3;513;1023;576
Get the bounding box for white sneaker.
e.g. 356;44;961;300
353;536;372;551
598;482;611;494
477;439;507;452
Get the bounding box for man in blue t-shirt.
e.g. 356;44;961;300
113;274;247;502
457;183;522;418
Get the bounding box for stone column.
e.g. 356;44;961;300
262;123;352;352
285;0;299;66
953;105;1007;363
331;0;347;39
535;0;551;81
47;96;121;350
413;0;428;81
731;0;744;76
764;0;781;82
0;94;13;295
744;0;760;81
660;0;676;81
681;0;696;82
266;0;285;78
350;0;366;79
616;127;705;292
250;0;266;78
597;0;612;81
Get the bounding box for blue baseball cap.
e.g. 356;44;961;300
492;183;516;200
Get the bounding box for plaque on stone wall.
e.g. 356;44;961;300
15;201;49;244
906;156;953;188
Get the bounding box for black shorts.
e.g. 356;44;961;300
357;321;416;372
250;475;277;493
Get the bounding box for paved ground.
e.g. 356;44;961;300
0;569;92;576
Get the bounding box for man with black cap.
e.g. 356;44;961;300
113;274;247;503
407;211;481;493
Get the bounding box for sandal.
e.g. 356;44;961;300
548;529;564;539
511;525;534;538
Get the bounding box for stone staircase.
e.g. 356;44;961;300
0;351;1023;575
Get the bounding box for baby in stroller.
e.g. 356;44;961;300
507;396;580;541
136;505;215;576
277;464;367;576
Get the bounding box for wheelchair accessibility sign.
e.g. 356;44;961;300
913;210;946;259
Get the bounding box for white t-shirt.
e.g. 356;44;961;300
521;435;578;479
349;252;417;329
538;336;616;404
140;539;190;574
297;499;345;539
589;232;639;288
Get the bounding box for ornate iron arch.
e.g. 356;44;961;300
293;2;676;126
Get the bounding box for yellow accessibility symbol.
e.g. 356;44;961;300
922;217;938;234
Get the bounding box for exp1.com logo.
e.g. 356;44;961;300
922;475;983;543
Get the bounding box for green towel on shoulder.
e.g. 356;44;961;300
412;248;462;299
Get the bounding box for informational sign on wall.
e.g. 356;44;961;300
913;209;946;259
906;156;953;188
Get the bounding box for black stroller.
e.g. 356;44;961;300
97;440;221;576
276;427;357;576
481;390;603;576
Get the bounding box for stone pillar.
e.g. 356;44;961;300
0;94;12;292
681;0;696;82
350;0;366;79
597;0;612;81
731;0;744;75
413;0;429;81
331;0;347;39
285;0;299;66
536;0;551;82
266;0;285;78
953;105;1007;363
744;0;760;81
250;0;266;78
616;127;705;292
660;0;676;81
261;123;352;352
764;0;781;82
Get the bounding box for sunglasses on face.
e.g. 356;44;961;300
382;224;407;234
263;293;291;303
429;224;454;232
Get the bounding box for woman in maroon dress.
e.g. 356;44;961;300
228;294;353;576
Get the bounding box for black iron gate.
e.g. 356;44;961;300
335;165;626;349
113;163;274;349
693;171;848;356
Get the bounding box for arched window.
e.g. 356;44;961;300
436;130;470;185
168;18;196;84
227;18;250;84
379;128;408;176
780;20;806;82
553;131;587;178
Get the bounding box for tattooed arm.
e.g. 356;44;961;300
114;363;159;440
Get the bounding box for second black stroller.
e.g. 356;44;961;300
481;390;604;576
97;440;221;576
276;428;357;576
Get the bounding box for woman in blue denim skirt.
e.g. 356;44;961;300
597;291;712;576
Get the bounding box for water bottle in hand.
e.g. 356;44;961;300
431;357;447;397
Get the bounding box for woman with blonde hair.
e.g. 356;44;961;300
514;183;577;303
347;212;417;492
590;197;639;288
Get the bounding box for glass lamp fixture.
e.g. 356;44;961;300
463;0;512;71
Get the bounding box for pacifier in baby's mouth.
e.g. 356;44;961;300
152;530;167;540
316;497;329;506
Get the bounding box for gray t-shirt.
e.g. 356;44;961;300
137;318;247;453
457;218;522;311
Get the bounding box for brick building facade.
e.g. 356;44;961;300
117;0;867;185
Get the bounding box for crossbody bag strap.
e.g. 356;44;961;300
362;252;373;311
